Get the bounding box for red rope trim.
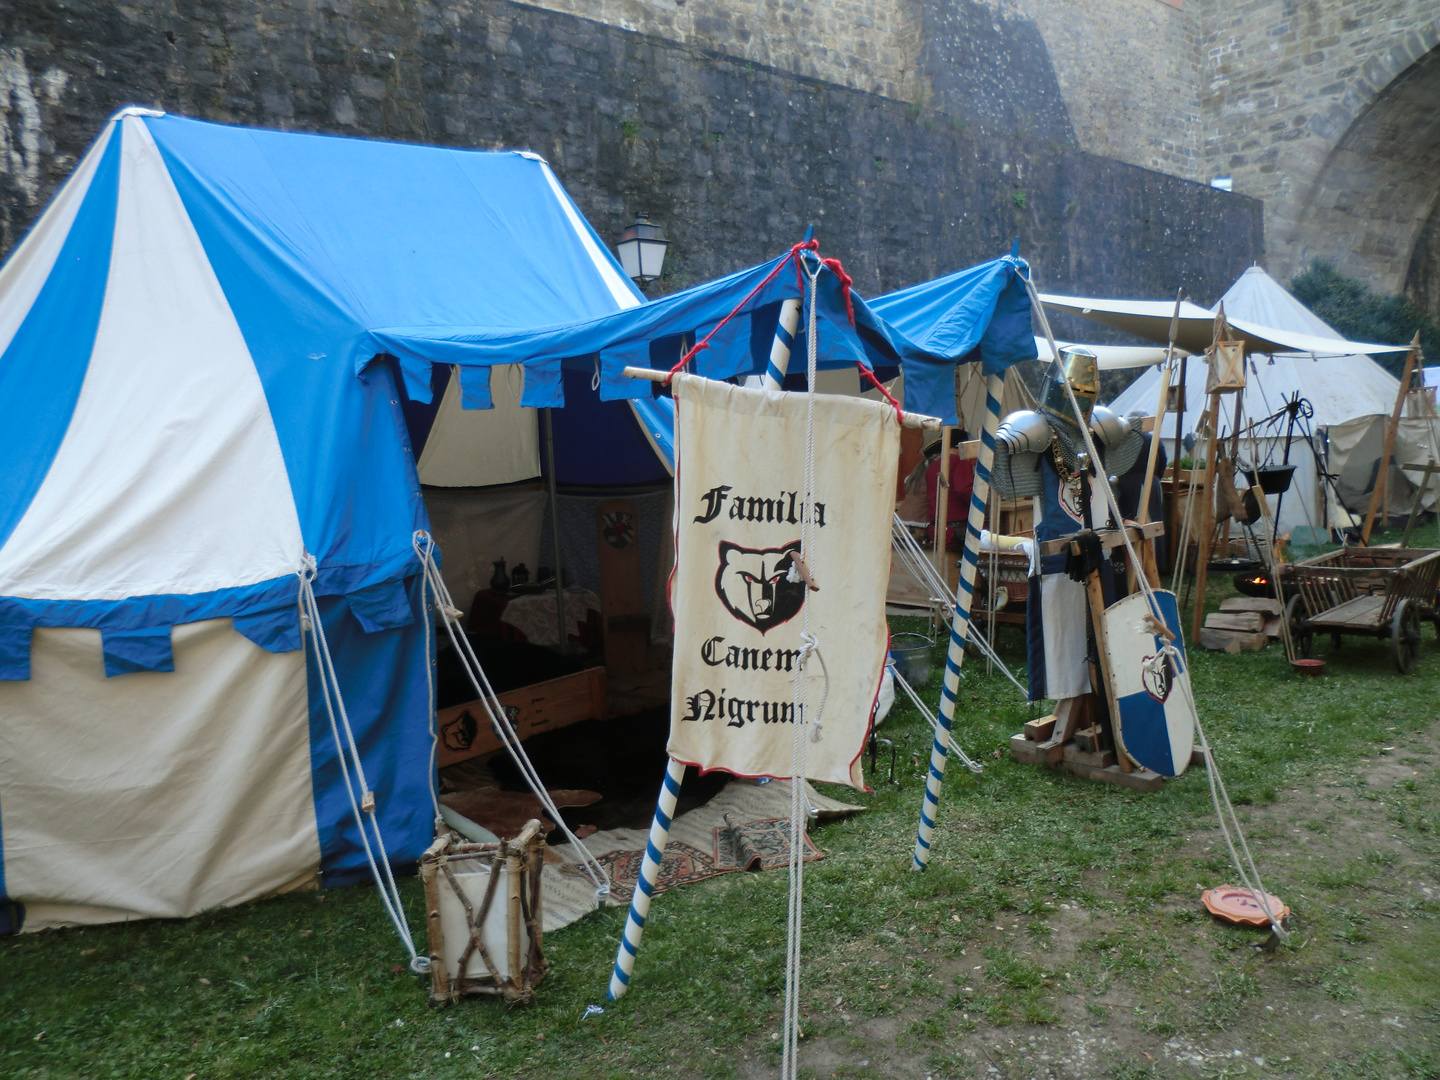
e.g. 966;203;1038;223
856;362;904;425
821;257;855;326
664;239;819;383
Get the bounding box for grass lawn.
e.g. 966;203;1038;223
3;532;1438;1079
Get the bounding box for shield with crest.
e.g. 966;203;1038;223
1102;589;1195;777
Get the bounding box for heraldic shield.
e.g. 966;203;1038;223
1101;590;1195;777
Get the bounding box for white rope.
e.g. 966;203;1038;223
296;556;429;973
1024;276;1287;939
889;662;984;774
780;261;825;1080
891;520;1024;696
411;533;611;898
890;516;1029;698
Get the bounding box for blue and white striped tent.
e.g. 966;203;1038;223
0;108;647;933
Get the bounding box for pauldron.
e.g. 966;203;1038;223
990;405;1144;501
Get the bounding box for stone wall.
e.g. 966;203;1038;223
0;0;1260;312
1195;0;1440;295
1011;0;1206;180
509;0;926;102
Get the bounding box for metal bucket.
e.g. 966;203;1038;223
890;633;935;686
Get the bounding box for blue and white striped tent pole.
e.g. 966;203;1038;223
912;373;1004;869
761;298;804;389
606;756;685;1000
607;297;802;1002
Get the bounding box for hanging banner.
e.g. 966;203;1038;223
667;373;899;789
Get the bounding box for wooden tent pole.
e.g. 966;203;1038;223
1137;292;1181;587
1170;354;1188;541
1190;390;1223;641
934;426;954;587
1361;332;1422;545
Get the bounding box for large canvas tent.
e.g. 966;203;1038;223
0;108;652;933
1106;267;1414;534
0;109;1042;934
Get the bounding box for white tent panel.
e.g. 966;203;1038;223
416;364;542;487
0;118;303;601
0;124;116;360
535;159;645;313
1033;336;1176;369
422;485;547;610
0;621;319;929
1107;267;1406;537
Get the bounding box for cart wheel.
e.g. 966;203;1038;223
1285;594;1313;658
1390;600;1422;675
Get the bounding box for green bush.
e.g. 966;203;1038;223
1290;260;1440;377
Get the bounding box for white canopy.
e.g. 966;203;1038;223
1040;269;1410;359
1107;268;1405;534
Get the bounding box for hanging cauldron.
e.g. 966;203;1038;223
1242;465;1296;495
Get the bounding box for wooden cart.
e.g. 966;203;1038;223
1280;547;1440;673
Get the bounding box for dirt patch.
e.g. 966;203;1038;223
733;730;1440;1079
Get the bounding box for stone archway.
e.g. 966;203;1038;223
1279;43;1440;313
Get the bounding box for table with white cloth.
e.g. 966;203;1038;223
497;586;602;648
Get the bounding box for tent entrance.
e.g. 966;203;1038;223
406;360;678;848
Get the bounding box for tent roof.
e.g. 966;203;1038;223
1216;265;1347;339
379;248;1039;426
1039;272;1409;359
1107;264;1402;436
0;109;645;634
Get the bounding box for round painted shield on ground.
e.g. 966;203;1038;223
1101;589;1195;777
1202;886;1290;927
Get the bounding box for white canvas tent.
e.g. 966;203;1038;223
1107;267;1411;535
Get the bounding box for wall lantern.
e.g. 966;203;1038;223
617;213;670;286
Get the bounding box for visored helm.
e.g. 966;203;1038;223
1039;346;1099;429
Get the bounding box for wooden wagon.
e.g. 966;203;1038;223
1280;547;1440;673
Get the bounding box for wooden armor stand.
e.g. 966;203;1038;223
1009;521;1168;792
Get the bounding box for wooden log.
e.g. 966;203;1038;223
1062;742;1116;769
1084;571;1133;773
1190;391;1224;642
1197;627;1268;652
1262;616;1282;639
1010;732;1056;766
1037;695;1086;751
1064;759;1164;792
1204;611;1264;632
1219;597;1283;616
1023;714;1057;741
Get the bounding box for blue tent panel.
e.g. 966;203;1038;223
0;132;123;553
306;577;434;885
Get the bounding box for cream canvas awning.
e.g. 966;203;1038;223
1038;293;1409;359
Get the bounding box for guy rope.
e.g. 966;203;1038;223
1023;276;1287;940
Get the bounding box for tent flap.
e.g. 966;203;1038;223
231;608;302;654
346;578;415;634
0;623;32;681
372;251;1037;425
100;626;175;677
